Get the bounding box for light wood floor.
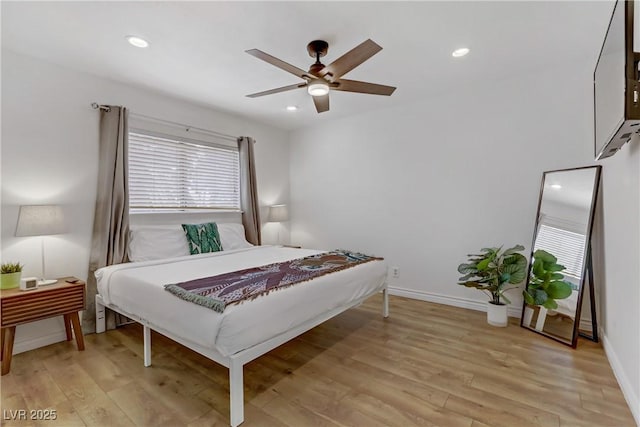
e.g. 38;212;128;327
0;295;635;427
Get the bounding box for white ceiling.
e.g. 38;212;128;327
543;168;599;210
2;1;614;130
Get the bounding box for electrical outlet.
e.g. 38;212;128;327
391;266;400;278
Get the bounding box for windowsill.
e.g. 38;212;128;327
131;209;242;215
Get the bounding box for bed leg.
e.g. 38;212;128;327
96;295;106;334
382;286;389;318
535;306;548;332
229;357;244;427
143;326;152;367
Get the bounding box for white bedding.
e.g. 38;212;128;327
549;289;579;319
96;246;387;356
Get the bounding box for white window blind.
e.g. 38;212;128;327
128;131;240;211
534;224;586;278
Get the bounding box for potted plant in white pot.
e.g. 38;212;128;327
522;249;574;329
457;245;527;327
1;262;24;290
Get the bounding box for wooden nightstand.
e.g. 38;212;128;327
1;277;85;375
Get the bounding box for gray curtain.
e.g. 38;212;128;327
237;136;261;245
83;106;130;333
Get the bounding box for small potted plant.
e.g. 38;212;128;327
457;245;527;327
522;249;573;328
1;262;24;290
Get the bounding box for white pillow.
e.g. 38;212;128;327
217;223;254;250
128;225;190;262
128;223;253;261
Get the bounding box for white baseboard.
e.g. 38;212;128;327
12;317;68;355
601;333;640;426
579;318;594;332
387;286;523;318
13;331;68;355
10;311;86;355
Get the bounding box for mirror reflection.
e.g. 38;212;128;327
521;166;601;346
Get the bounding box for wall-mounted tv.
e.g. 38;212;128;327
594;0;640;160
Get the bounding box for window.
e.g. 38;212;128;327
128;131;240;211
533;223;586;279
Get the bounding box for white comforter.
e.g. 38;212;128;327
550;289;579;319
96;246;387;356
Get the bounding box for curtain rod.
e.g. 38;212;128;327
91;103;239;142
91;102;111;112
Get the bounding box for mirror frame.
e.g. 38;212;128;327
520;165;602;347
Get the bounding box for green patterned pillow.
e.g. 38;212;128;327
181;222;223;255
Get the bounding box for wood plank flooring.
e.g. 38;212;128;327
0;295;635;426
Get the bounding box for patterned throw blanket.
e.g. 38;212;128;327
164;250;383;313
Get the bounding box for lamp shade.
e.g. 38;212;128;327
268;204;289;222
15;205;66;237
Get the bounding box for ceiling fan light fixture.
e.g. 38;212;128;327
307;81;329;97
245;39;396;113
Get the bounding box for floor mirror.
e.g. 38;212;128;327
520;166;601;347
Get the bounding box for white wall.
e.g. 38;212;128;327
290;61;595;309
598;142;640;423
1;50;290;353
541;200;589;232
289;61;639;422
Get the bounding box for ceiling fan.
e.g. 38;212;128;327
245;39;396;113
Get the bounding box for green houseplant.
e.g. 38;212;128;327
523;249;573;309
457;245;527;326
1;262;24;290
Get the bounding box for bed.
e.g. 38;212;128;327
94;223;388;427
532;287;579;331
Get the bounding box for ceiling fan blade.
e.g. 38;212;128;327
246;49;311;80
320;39;382;81
246;83;307;98
312;94;330;113
334;79;396;96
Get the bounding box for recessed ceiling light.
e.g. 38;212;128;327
452;47;470;58
286;105;298;112
126;35;149;48
551;184;562;189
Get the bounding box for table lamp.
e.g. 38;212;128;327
15;205;66;286
268;204;289;245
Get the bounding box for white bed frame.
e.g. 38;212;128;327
95;284;388;426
